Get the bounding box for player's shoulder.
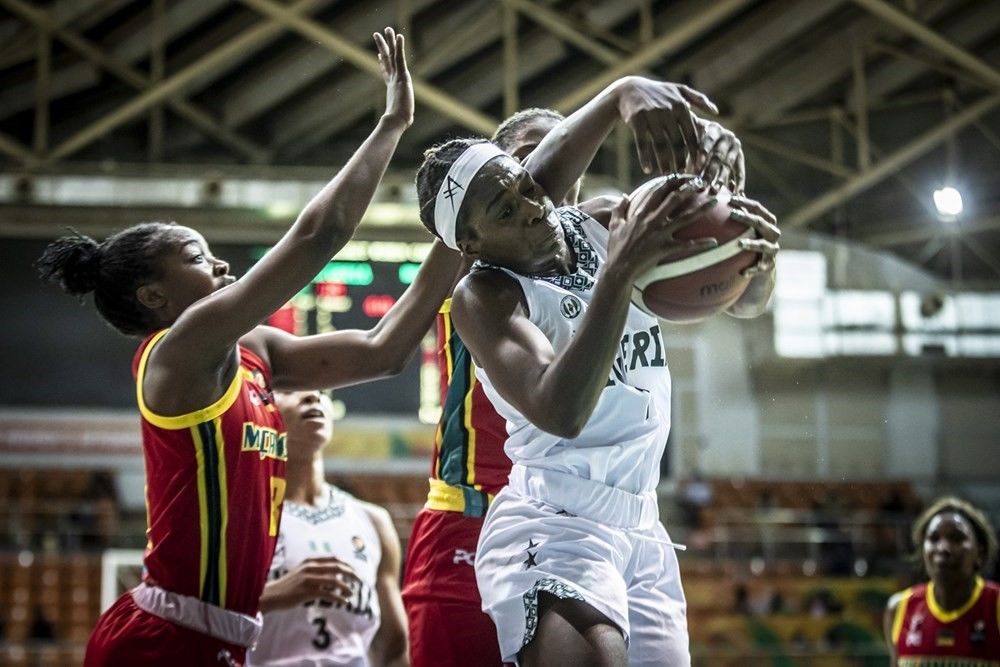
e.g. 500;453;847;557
886;585;920;614
358;500;401;557
358;498;389;519
454;266;525;315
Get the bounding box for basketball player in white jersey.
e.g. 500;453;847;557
414;75;778;666
249;390;408;667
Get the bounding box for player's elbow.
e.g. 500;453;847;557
535;411;587;439
295;203;353;254
363;332;418;379
374;346;416;378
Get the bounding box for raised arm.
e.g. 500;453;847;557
243;239;463;391
523;76;718;205
452;178;715;437
164;29;413;366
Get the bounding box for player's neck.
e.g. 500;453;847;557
931;575;979;611
284;454;328;506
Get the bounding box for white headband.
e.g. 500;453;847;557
434;142;507;250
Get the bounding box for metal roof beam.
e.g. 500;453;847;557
853;2;1000;107
553;0;750;114
683;0;847;94
218;0;438;129
503;0;625;66
784;94;1000;229
37;0;327;165
729;0;953;124
238;0;497;135
851;0;1000;91
0;0;270;163
863;217;1000;246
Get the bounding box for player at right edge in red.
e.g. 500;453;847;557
885;496;1000;666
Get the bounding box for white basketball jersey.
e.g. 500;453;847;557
249;485;382;667
474;207;672;496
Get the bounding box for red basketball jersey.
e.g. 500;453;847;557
891;577;1000;666
426;299;510;517
133;329;287;616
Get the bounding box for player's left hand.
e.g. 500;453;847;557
616;77;719;175
688;120;745;195
729;196;779;277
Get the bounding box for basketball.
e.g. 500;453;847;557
629;178;757;323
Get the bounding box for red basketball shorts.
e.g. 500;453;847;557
85;592;247;666
402;508;504;667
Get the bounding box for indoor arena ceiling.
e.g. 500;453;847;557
2;0;1000;285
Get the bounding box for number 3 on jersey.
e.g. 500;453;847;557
312;617;331;649
269;476;286;536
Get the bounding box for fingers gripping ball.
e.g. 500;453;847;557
629;177;756;323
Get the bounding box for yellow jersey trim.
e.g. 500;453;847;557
212;417;229;608
463;357;478;488
927;576;984;624
136;329;244;430
424;478;495;513
892;587;913;644
434;302;455;477
192;423;210;599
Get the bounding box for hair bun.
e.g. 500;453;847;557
35;232;103;295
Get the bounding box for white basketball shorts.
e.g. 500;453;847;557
475;487;690;666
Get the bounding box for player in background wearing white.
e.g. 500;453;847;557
249;390;408;667
414;76;779;666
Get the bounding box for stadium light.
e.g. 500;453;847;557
932;186;963;221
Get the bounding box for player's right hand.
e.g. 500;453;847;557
269;556;362;608
374;27;413;129
607;175;719;278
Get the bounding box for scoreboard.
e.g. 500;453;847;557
256;240;440;422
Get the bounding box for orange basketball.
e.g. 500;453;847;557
628;178;757;323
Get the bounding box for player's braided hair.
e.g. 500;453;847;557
35;222;177;336
911;496;999;574
414;137;489;239
491;107;564;152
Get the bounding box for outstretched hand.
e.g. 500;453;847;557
729;195;780;277
688;119;746;195
617;77;720;176
374;27;413;129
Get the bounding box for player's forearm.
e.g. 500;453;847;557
528;268;635;438
293;115;408;256
523;78;628;204
186;116;409;349
726;270;775;319
365;240;463;376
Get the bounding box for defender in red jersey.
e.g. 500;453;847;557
39;30;460;666
885;497;1000;666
